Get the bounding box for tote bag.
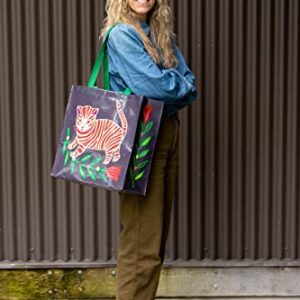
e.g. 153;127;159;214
51;24;164;195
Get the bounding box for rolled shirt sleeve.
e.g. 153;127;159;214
167;40;198;111
106;23;197;106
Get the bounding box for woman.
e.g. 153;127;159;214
99;0;197;299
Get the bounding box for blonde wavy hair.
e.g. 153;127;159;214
99;0;178;69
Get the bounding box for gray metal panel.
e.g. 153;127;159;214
0;0;299;268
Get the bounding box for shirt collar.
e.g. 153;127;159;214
138;19;151;35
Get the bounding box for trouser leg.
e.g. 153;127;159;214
116;115;179;300
159;117;179;263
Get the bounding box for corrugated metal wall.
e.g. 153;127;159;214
0;0;299;268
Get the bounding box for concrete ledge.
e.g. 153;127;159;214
157;266;300;297
0;266;299;299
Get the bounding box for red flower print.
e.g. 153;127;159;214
106;165;122;182
143;105;154;122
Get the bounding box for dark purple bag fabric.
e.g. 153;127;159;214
124;97;164;195
51;85;164;195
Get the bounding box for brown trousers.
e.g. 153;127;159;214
116;113;180;300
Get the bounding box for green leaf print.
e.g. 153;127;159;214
99;172;107;182
134;170;145;181
140;136;151;147
66;127;71;137
90;157;102;165
64;152;70;166
139;122;145;132
136;149;150;159
70;160;75;174
62;141;68;154
144;121;153;134
87;168;96;181
80;153;93;163
79;165;86;179
136;160;149;170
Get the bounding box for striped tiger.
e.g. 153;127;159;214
68;100;128;165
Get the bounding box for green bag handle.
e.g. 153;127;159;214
88;24;132;96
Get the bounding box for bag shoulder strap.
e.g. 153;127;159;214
88;23;132;96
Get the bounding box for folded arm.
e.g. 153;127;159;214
106;23;197;106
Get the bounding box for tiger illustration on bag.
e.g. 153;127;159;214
68;100;128;165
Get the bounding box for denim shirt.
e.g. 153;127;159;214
106;21;198;117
